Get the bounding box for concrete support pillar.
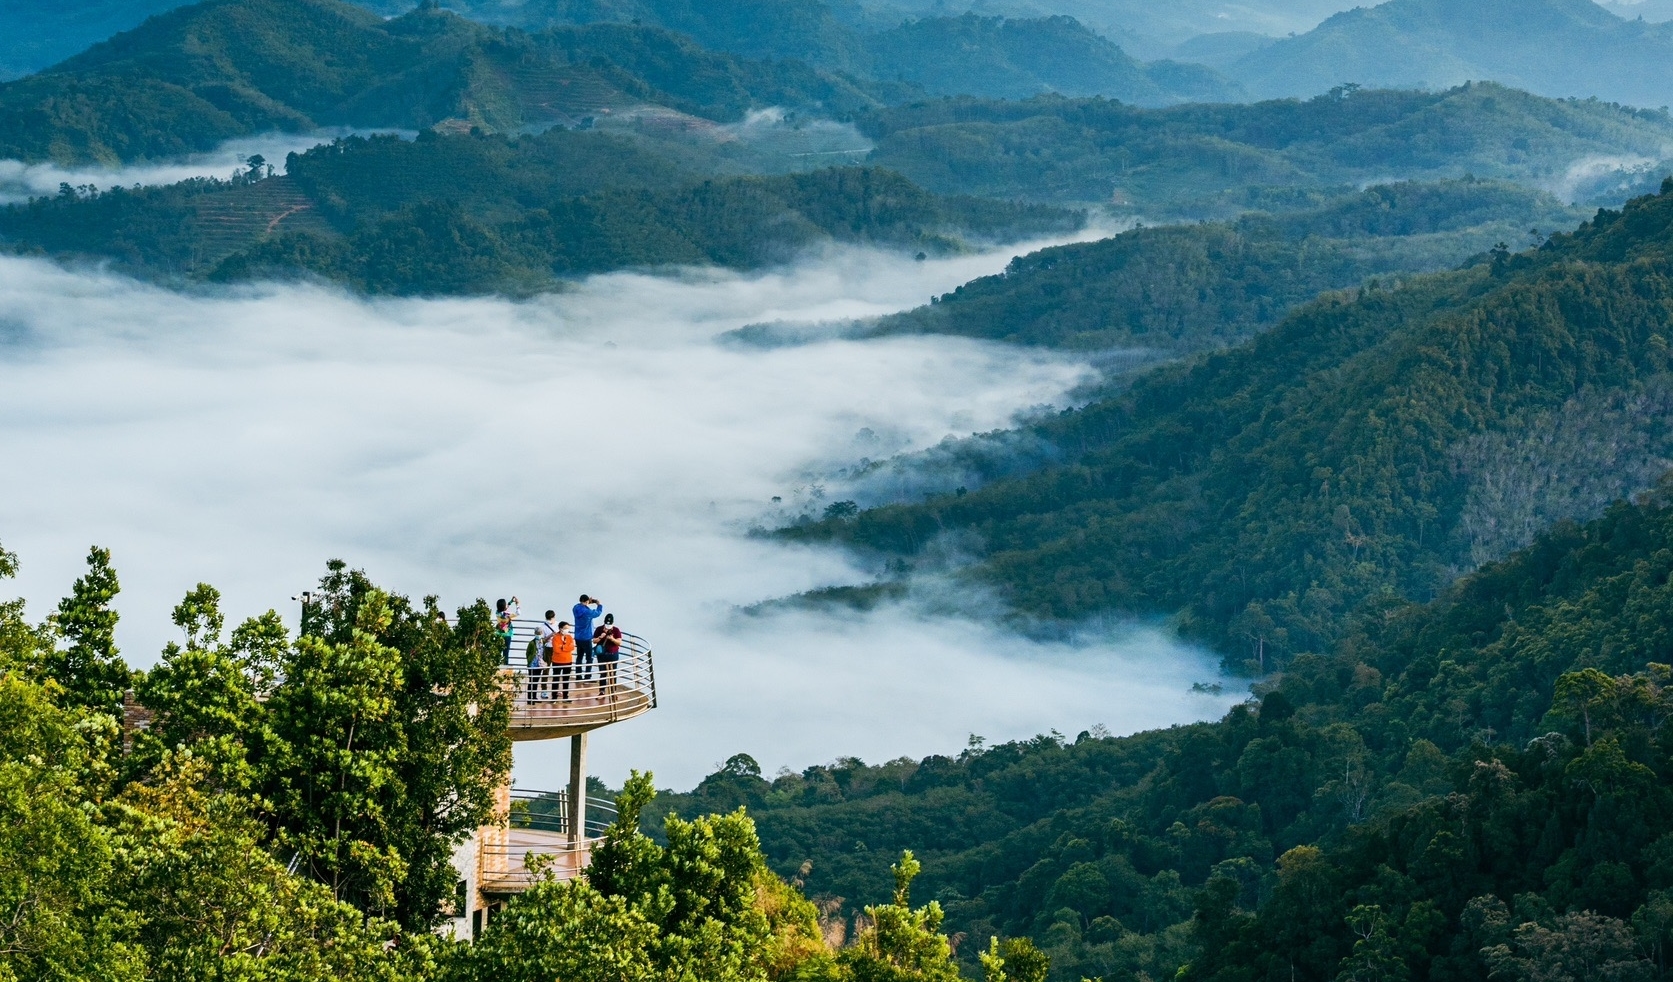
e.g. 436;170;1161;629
568;731;589;848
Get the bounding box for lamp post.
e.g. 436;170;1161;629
292;589;320;638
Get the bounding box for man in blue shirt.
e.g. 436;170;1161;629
573;595;603;683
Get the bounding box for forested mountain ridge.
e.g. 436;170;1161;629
868;179;1581;352
791;179;1673;663
1227;0;1673;107
365;0;1244;105
0;133;1078;293
669;487;1673;981
0;0;887;166
859;83;1673;209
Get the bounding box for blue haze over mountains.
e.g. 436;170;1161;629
8;0;1673;109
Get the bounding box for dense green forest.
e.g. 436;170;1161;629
0;132;1076;292
790;179;1673;663
0;0;889;166
673;488;1673;981
1;544;1036;981
859;83;1673;211
869;178;1580;352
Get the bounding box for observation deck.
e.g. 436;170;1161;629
445;614;658;941
477;788;618;892
497;620;657;740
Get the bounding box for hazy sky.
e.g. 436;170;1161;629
0;241;1238;790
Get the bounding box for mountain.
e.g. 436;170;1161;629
859;14;1242;104
0;0;886;166
0;131;1079;293
860;83;1673;209
1227;0;1673;106
869;179;1580;353
673;485;1673;980
426;0;1245;106
789;179;1673;663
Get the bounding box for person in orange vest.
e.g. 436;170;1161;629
550;621;577;702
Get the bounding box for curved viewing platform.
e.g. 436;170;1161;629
478;788;619;893
498;620;657;741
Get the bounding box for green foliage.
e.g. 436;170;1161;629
840;852;963;982
450;878;660;982
45;545;131;718
0;673;138;982
266;560;514;929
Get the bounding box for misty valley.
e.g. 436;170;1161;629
7;0;1673;981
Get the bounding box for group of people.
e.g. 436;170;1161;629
493;595;624;702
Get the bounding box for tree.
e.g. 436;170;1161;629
262;562;513;929
105;753;429;982
0;674;138;982
0;540;50;675
1481;911;1653;982
454;877;658;982
46;546;130;717
840;852;962;982
132;584;270;791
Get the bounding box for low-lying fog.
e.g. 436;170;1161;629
0;130;382;205
0;243;1237;790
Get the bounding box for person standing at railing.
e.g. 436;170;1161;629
551;621;576;701
596;613;622;699
495;597;520;664
572;595;603;684
533;609;559;700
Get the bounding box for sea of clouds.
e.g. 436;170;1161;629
0;240;1237;790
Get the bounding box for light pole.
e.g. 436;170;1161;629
292;589;320;638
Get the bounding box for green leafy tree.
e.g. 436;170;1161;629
131;584;271;791
841;852;962;982
455;878;660;982
0;674;139;982
263;561;512;929
46;546;130;717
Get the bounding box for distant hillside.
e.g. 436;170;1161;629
0;130;1080;293
860;83;1673;210
0;0;885;166
860;14;1242;104
677;485;1673;981
1227;0;1673;106
870;179;1581;352
790;179;1673;661
406;0;1246;105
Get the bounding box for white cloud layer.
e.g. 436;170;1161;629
0;242;1237;790
0;129;404;204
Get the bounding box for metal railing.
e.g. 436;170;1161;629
508;788;618;839
480;788;620;890
497;620;656;733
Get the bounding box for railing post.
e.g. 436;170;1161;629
567;731;588;849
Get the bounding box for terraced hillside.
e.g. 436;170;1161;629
187;176;338;267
